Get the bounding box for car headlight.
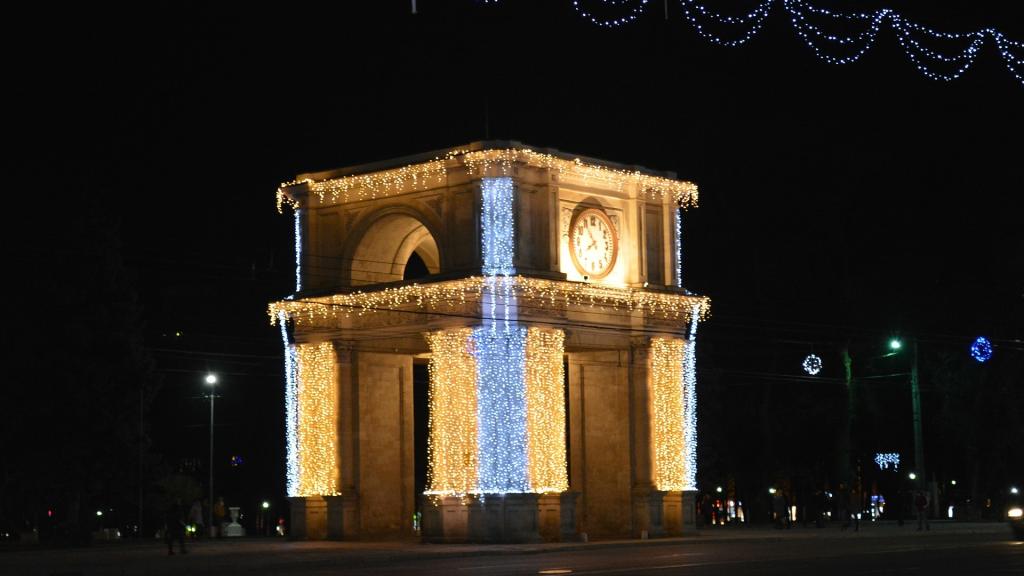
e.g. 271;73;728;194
1009;507;1023;519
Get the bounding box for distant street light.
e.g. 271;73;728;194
205;373;218;534
909;472;917;480
889;338;903;351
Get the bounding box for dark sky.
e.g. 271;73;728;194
7;1;1023;507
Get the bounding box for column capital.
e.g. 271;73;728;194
630;335;650;353
331;341;355;362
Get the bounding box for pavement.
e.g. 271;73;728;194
0;521;1017;576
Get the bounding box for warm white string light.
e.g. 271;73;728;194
651;338;687;491
674;207;683;288
425;329;479;497
293;342;340;497
269;276;710;328
276;148;699;213
294;209;303;293
525;328;569;493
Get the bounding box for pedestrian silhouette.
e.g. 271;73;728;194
915;490;930;531
213;496;226;538
164;498;187;555
188;499;204;539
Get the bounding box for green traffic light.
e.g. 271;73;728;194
889;338;903;351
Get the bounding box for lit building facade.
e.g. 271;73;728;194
270;142;709;542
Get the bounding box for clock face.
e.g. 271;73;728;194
569;208;618;279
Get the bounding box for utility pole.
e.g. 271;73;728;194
838;346;853;484
139;386;144;537
910;339;924;489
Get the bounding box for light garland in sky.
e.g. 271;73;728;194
692;0;1022;84
269;276;710;328
292;341;340;497
275;147;699;213
572;0;650;28
425;329;479;496
650;337;686;491
558;0;1023;85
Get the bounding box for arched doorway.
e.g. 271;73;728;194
348;213;440;286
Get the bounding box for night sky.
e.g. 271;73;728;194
6;1;1022;530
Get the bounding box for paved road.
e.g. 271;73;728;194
2;523;1020;575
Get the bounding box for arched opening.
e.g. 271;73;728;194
404;251;430;281
349;213;441;286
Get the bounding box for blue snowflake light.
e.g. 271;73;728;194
970;336;992;363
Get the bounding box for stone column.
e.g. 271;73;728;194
355;352;414;536
332;342;359;539
560;491;581;541
324;495;359;540
629;338;662;538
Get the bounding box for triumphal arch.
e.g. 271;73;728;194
270;142;709;542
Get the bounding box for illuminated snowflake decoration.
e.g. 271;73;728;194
802;354;822;375
874;452;900;471
970;336;992;363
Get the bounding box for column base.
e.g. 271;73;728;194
632;488;666;539
424;493;561;543
324;494;359;540
288;496;327;540
682;490;698;534
662;491;683;536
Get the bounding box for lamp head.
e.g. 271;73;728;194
205;374;218;386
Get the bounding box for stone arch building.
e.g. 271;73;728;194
270;141;709;542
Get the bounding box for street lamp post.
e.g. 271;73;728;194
909;340;925;491
205;373;217;535
890;338;924;490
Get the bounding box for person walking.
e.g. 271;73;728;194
848;483;862;532
838;482;851;530
915;490;930;531
188;499;204;539
771;489;786;529
164;499;187;555
213;496;226;538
